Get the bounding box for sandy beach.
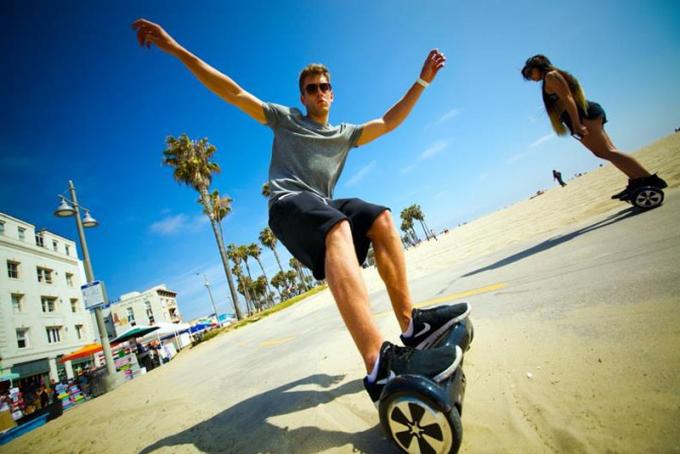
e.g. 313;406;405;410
5;133;680;453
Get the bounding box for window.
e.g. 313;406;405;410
75;324;84;340
66;273;74;287
11;293;23;313
37;267;53;284
7;261;20;279
70;298;79;313
145;301;155;324
46;326;62;344
65;245;71;256
18;227;25;241
0;221;4;235
36;234;45;247
41;296;56;313
126;307;136;326
16;329;29;349
52;240;58;251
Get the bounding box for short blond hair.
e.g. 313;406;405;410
299;63;331;93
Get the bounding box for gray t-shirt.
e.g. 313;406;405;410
263;102;363;207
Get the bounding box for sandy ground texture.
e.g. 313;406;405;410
5;133;680;454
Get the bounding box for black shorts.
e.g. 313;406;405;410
560;100;608;135
268;192;389;280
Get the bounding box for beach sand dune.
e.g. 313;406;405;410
5;133;679;453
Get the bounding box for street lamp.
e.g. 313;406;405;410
196;273;221;327
54;180;117;386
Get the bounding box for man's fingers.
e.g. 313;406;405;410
132;18;155;30
137;30;153;47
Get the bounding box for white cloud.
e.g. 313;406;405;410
506;150;530;164
400;163;417;174
436;108;461;124
529;133;555;148
427;108;461;129
149;213;208;235
419;140;449;160
346;161;376;187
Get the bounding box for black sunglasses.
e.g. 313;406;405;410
304;82;332;95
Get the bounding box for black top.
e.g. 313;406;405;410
542;81;560;104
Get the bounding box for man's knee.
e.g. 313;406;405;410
368;210;395;239
326;219;352;246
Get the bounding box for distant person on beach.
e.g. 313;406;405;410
133;19;469;405
522;55;667;200
552;169;566;187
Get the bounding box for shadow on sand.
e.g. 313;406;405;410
140;374;396;454
462;207;642;277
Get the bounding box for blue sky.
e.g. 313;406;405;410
2;0;679;321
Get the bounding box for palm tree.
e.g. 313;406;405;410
410;204;436;240
285;269;300;295
259;227;285;274
248;243;275;305
289;257;309;292
253;276;269;309
227;243;253;315
233;267;256;312
201;190;232;233
162;134;242;320
271;271;288;301
261;182;271;198
400;212;418;244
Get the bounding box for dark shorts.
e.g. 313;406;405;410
560;101;607;135
268;192;389;280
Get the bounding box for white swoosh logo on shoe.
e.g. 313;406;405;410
376;370;396;385
414;322;431;338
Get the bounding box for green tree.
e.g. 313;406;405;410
289;257;309;292
227;243;253;315
410;204;436;240
271;271;288;301
248;243;275;305
400;211;418;244
261;182;271;198
259;227;285;274
285;269;300;295
253;276;269;309
162;134;242;320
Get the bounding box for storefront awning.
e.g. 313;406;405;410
11;359;50;378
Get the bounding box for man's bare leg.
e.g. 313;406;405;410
325;220;384;373
368;211;413;333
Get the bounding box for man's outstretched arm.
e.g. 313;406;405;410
132;19;267;124
356;49;446;147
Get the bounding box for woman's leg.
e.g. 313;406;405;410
579;117;651;179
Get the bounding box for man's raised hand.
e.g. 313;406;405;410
132;19;179;54
420;49;446;83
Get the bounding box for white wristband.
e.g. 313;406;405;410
416;78;429;88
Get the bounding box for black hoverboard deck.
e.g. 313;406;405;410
378;316;473;454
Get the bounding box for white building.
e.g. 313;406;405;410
0;212;97;384
110;284;182;333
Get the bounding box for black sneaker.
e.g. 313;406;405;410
638;173;667;189
401;302;471;350
363;341;462;404
611;180;633;200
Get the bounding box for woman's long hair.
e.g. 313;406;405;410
522;55;587;135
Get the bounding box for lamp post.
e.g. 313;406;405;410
196;273;220;327
54;180;117;383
